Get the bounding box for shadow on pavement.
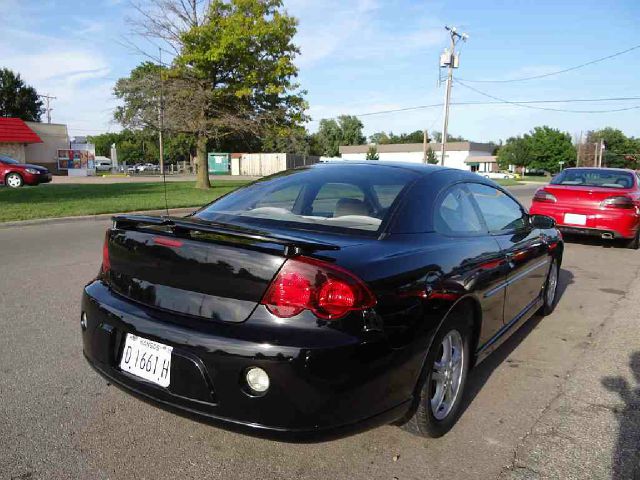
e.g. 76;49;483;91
562;233;629;250
459;267;575;418
602;352;640;480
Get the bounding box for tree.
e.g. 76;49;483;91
497;136;530;171
366;145;379;160
432;131;467;143
0;68;43;121
116;0;306;189
587;128;640;169
369;131;390;144
426;148;438;164
311;115;365;157
526;126;575;173
314;119;342;157
337;115;365;145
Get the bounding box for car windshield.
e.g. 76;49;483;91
195;165;417;233
0;155;19;164
550;169;635;189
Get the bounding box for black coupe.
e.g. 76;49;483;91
81;162;562;440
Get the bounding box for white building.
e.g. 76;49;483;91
339;142;497;172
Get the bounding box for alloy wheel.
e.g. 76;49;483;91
546;261;558;307
430;330;465;420
7;174;22;188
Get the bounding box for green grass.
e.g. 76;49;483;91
494;178;520;187
0;180;250;222
520;175;550;183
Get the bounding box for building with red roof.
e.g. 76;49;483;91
0;118;69;173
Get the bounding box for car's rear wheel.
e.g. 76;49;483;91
6;172;23;188
624;230;640;250
539;258;559;315
402;308;471;438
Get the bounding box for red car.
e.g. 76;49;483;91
0;155;52;188
530;167;640;249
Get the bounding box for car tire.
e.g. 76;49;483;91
624;230;640;250
402;307;472;438
539;258;559;315
6;172;23;188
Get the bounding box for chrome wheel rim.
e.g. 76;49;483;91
7;174;21;188
430;330;464;420
546;261;558;306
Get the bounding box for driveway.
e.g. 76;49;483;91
1;185;638;479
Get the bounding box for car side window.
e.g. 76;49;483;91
434;185;484;235
467;183;526;233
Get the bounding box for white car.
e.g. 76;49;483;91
94;156;112;172
481;171;516;180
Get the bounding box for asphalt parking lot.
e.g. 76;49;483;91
2;184;639;480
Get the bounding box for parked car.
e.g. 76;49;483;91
530;167;640;249
138;163;159;172
94;156;112;172
481;171;516;180
81;162;563;440
0;155;52;188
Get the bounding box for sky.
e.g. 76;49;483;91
0;0;638;143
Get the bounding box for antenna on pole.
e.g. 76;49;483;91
438;26;468;166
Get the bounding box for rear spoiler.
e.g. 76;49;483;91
111;214;340;257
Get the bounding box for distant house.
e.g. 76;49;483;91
339;142;497;172
0;118;70;174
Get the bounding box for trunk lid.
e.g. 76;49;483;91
104;215;345;322
543;184;632;209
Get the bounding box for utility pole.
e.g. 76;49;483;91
39;94;57;123
422;129;429;164
158;47;165;175
438;26;468;166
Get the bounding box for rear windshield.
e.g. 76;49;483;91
551;169;635;189
195;165;417;233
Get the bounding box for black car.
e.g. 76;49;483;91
81;162;562;440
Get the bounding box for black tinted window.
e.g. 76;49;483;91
435;185;484;234
468;183;526;232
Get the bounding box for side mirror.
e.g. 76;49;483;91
530;214;556;229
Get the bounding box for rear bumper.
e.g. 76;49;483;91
530;203;640;239
81;281;417;441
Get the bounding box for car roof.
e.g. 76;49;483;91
310;160;454;176
562;167;636;173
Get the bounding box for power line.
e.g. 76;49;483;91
454;80;640;113
457;43;640;83
350;96;640;117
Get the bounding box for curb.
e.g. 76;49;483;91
0;207;198;229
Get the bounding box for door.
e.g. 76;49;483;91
433;184;507;346
468;183;550;323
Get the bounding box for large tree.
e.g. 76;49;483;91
313;115;365;157
526;126;575;172
587;127;640;169
0;68;43;121
116;0;306;189
496;135;531;171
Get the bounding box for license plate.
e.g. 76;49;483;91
119;334;172;387
564;213;587;226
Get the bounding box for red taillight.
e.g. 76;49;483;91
600;196;635;209
153;236;184;248
532;189;557;203
261;256;376;320
101;232;111;275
